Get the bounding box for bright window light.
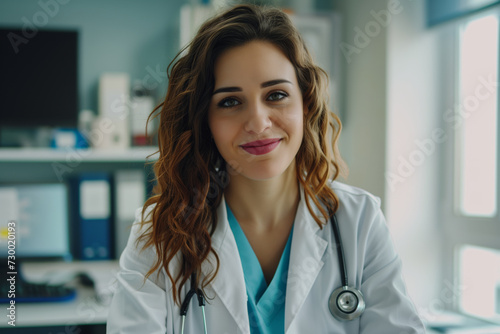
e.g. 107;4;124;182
458;244;500;321
457;15;498;217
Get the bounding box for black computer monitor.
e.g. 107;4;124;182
0;28;78;128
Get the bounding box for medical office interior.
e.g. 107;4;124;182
0;0;499;332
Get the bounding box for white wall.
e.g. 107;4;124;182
386;0;445;313
334;0;388;201
336;0;447;315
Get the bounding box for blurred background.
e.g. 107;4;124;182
0;0;499;333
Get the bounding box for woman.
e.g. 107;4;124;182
107;4;425;334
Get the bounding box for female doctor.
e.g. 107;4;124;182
107;4;425;334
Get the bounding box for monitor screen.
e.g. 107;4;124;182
0;28;78;128
0;183;71;260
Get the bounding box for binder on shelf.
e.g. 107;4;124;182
71;172;112;260
114;169;146;257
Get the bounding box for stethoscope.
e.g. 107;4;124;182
328;213;366;321
179;214;365;333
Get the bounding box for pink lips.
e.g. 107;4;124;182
240;138;282;155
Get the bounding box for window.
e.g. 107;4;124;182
457;244;500;320
443;8;500;323
456;14;498;217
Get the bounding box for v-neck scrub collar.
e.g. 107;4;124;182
226;205;294;334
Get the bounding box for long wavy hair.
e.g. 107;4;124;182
139;4;347;305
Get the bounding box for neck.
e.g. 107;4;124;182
224;163;300;231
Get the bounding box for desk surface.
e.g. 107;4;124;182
424;311;500;333
6;261;500;331
1;260;119;328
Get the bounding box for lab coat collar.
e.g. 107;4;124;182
201;186;328;334
284;185;328;332
201;195;251;334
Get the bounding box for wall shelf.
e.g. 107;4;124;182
0;147;158;162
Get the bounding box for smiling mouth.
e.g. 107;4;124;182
240;138;282;155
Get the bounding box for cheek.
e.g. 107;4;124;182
283;106;305;139
209;116;234;151
296;119;304;145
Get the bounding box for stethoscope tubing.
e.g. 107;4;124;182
201;305;208;334
331;214;349;287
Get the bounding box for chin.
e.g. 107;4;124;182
232;161;295;181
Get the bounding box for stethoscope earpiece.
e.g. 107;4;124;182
328;286;365;321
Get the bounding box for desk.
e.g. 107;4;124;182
424;311;500;333
8;263;500;333
1;260;119;329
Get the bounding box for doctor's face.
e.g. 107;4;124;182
208;40;305;181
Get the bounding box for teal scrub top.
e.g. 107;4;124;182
226;205;293;334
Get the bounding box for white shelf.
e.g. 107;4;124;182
0;147;158;162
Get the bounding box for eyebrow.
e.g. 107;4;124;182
212;79;293;95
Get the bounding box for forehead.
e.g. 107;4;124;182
213;40;298;87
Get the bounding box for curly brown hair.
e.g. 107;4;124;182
139;3;347;305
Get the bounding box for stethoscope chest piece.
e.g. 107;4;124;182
328;286;365;321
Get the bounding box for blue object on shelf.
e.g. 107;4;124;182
70;172;112;260
51;128;89;149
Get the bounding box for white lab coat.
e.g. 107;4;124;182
107;181;426;333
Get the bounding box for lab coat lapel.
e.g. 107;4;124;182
285;189;328;333
201;196;250;334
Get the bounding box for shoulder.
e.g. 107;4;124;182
329;180;382;212
127;205;155;252
118;205;167;285
326;181;388;248
327;182;399;279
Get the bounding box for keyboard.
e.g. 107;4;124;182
0;279;76;303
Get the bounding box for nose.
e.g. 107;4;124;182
244;101;272;134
